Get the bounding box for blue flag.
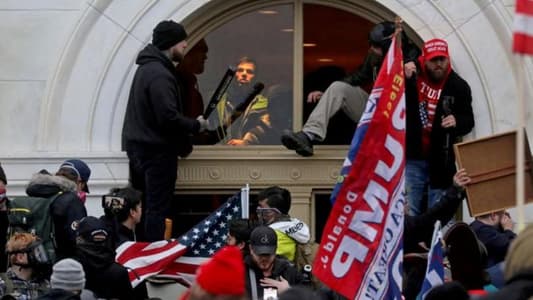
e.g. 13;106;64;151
418;221;445;299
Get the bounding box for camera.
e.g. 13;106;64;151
301;264;313;285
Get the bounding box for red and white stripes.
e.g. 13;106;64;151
513;0;533;54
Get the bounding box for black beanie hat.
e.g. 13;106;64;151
368;21;396;52
152;20;187;50
0;163;6;184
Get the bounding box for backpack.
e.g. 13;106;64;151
294;240;320;288
294;240;319;271
7;193;61;263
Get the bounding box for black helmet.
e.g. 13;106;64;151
368;21;396;52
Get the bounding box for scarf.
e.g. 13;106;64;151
416;56;451;156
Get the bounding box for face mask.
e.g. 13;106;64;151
78;191;87;204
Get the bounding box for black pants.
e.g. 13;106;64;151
127;145;178;242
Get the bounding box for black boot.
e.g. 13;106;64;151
281;130;314;156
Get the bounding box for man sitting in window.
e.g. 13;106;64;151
281;21;420;156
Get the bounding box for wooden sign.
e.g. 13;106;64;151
453;130;533;217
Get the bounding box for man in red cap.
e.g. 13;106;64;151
405;38;474;216
180;246;246;300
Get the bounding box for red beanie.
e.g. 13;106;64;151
196;246;245;296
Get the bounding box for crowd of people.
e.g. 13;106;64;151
0;157;528;300
0;17;529;300
0;159;147;300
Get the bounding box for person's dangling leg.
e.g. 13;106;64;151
282;81;367;156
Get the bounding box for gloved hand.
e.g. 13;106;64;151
196;115;209;132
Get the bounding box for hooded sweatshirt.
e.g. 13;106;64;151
122;44;200;157
75;241;133;300
269;216;310;261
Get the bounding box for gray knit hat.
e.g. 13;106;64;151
51;258;86;291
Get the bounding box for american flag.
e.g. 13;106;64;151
513;0;533;54
417;221;444;300
116;186;249;287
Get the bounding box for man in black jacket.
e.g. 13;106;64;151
405;38;474;216
122;20;209;241
74;216;133;300
281;21;420;156
245;226;303;300
403;168;471;300
470;210;516;271
25;170;87;261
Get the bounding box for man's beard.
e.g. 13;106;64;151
257;258;274;271
427;68;446;83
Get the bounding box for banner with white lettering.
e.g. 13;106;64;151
312;34;405;300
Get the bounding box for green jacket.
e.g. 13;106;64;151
216;93;271;144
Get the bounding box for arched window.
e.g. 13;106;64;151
172;1;420;238
181;2;403;147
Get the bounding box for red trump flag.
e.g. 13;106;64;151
513;0;533;54
313;34;405;300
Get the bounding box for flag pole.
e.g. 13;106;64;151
241;183;250;218
394;16;403;47
516;54;526;232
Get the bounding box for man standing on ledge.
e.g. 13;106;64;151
122;20;209;241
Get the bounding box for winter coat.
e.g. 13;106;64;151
74;242;133;300
470;220;516;268
25;173;87;261
244;255;303;300
406;70;475;188
36;289;80;300
343;36;420;87
404;183;465;253
215;82;271;144
269;217;310;262
122;44;200;157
